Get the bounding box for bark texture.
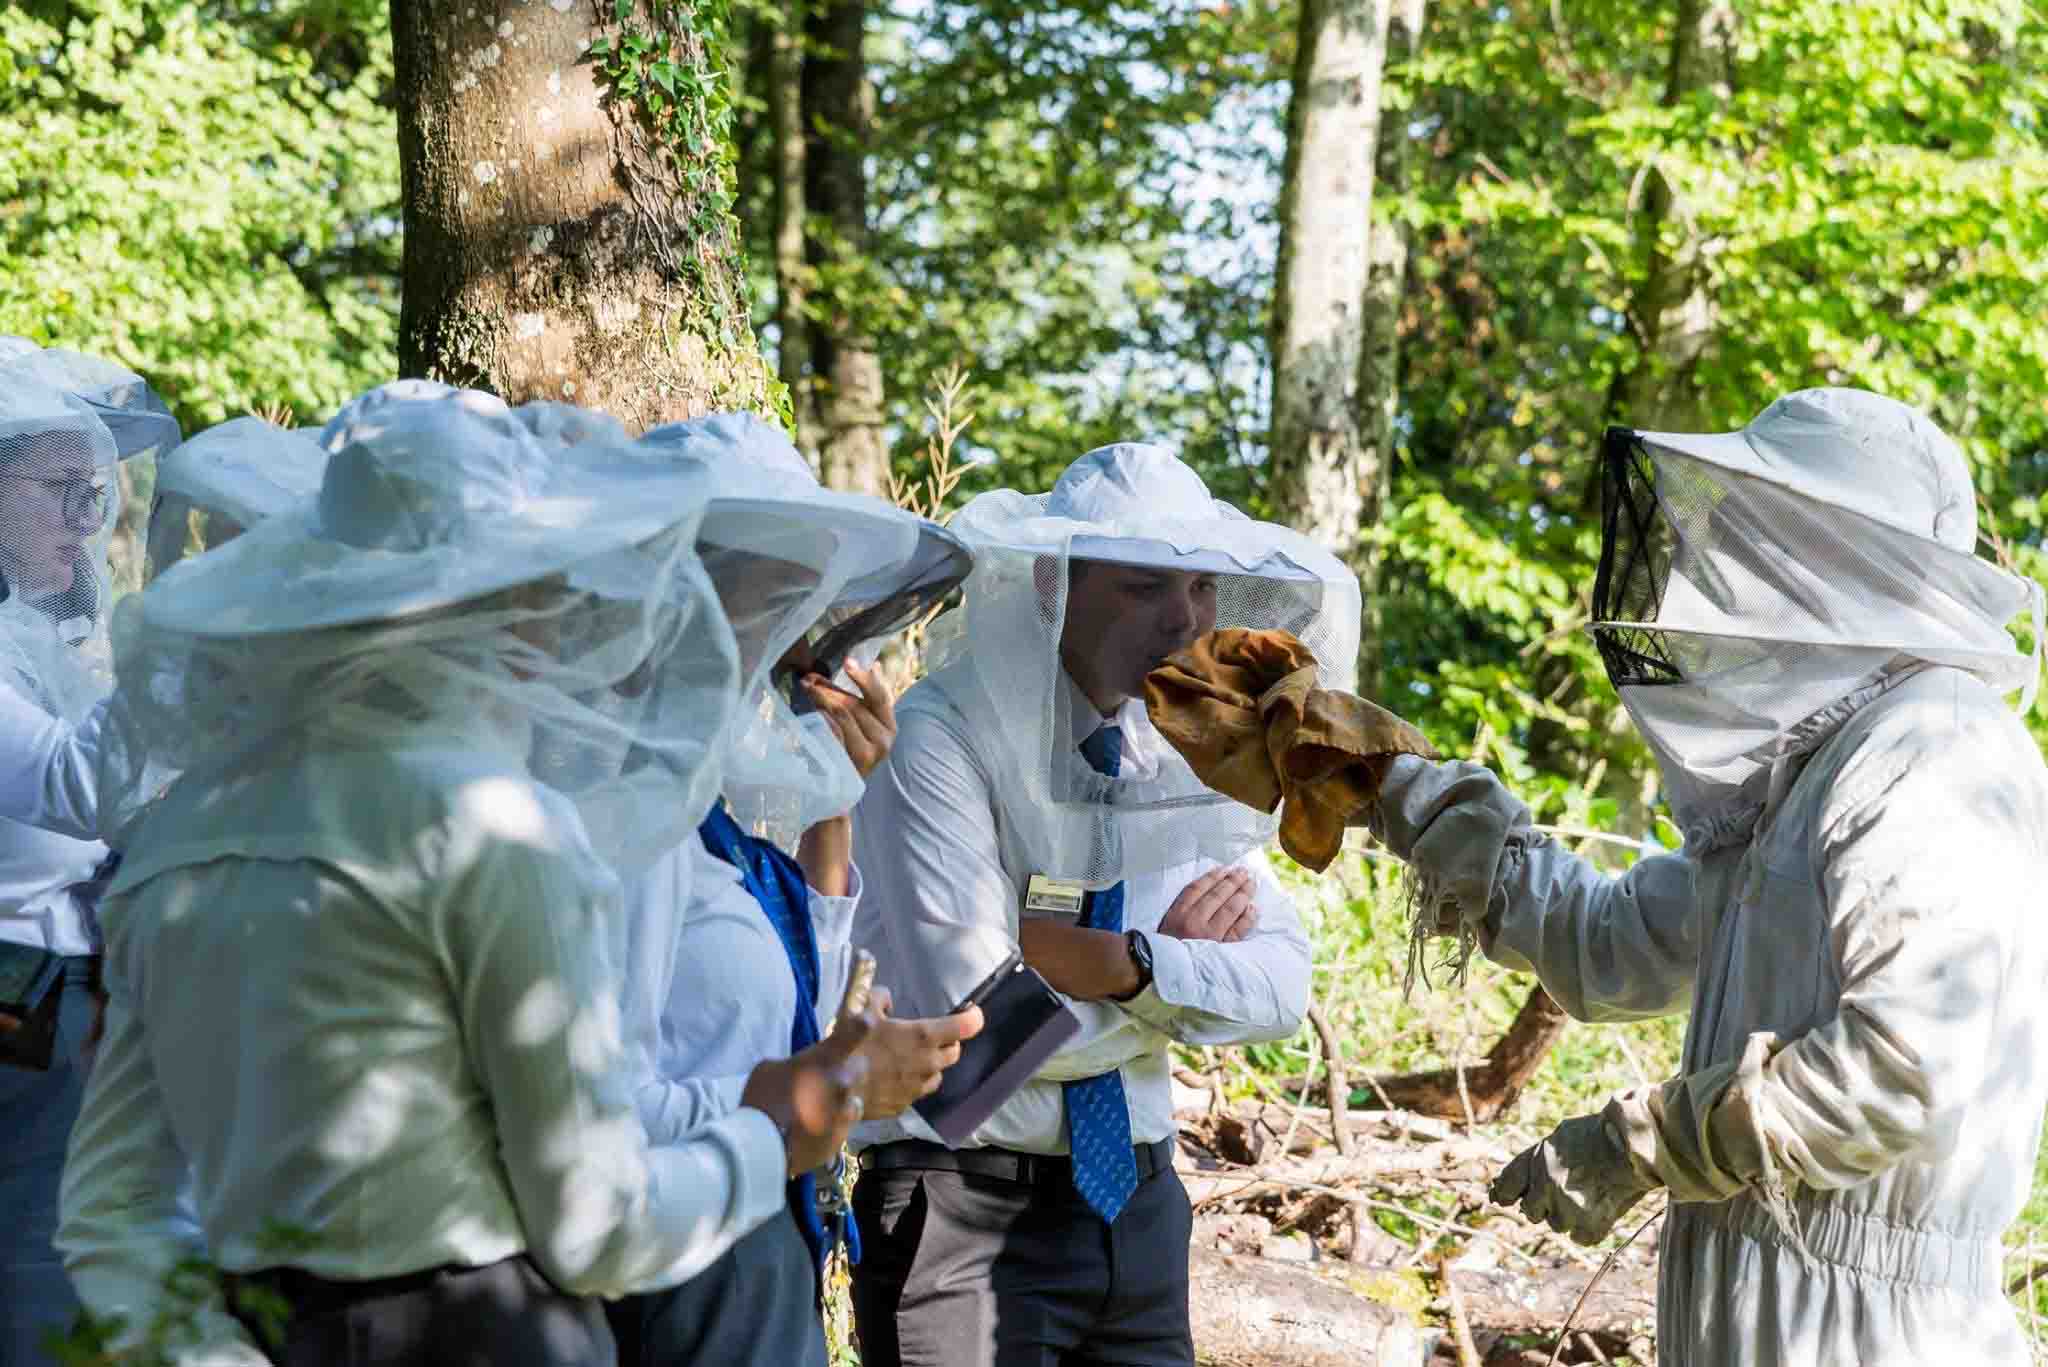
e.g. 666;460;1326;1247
767;4;817;467
802;0;889;495
1268;0;1391;557
1605;0;1737;432
1353;0;1425;701
1189;1249;1426;1366
392;0;772;429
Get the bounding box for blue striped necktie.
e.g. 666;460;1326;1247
1063;723;1138;1223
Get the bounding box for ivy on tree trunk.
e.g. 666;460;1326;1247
391;0;777;429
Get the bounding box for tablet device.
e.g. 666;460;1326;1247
912;952;1080;1147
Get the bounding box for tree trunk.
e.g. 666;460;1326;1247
391;0;774;428
768;3;818;470
802;0;889;496
1189;1249;1425;1366
1353;0;1426;701
1604;0;1736;433
1368;985;1570;1124
1268;0;1392;559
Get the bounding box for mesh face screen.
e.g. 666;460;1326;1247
0;425;106;623
789;535;973;711
1592;427;1682;686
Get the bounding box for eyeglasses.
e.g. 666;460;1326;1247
2;473;109;528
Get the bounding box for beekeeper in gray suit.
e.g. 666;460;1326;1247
1376;388;2048;1366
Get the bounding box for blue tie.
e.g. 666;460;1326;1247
1064;724;1138;1223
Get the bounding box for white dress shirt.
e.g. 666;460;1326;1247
58;726;788;1367
627;834;859;1145
0;683;110;955
849;679;1311;1154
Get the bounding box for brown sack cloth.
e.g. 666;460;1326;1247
1143;627;1436;872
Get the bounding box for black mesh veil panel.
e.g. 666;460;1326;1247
784;524;974;712
1591;426;1682;686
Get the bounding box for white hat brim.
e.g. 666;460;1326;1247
143;463;716;637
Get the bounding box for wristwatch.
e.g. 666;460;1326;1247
1111;929;1154;1002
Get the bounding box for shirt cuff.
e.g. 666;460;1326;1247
1115;930;1185;1028
720;1106;793;1228
808;860;861;948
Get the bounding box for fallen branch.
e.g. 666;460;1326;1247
1306;1003;1354;1156
1439;1256;1482;1367
1368;986;1571;1123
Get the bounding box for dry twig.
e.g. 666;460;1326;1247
1438;1255;1482;1367
1545;1209;1664;1367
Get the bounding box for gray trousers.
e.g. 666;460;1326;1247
605;1208;826;1367
849;1161;1195;1367
224;1256;612;1367
0;958;95;1367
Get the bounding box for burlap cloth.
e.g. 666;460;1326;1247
1143;627;1435;872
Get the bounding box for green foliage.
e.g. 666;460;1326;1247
0;0;399;432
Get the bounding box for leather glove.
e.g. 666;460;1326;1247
1489;1109;1658;1245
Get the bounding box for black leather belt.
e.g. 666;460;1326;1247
221;1257;500;1320
858;1137;1177;1188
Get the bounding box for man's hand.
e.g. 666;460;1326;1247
1158;865;1257;943
0;1009;18;1034
1017;920;1141;1001
854;988;985;1118
801;659;897;781
741;1001;875;1176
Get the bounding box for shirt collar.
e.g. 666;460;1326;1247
1059;671;1163;781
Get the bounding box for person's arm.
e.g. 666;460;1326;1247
853;706;1165;1084
1117;852;1310;1046
1549;703;2048;1225
445;826;789;1298
0;684;105;841
60;998;265;1366
807;854;860;1029
1373;755;1700;1021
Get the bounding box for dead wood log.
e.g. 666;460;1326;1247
1439;1263;1658;1347
1368;986;1571;1123
1189;1249;1426;1366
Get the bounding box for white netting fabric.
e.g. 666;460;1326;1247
1591;388;2043;832
99;382;743;869
144;417;329;582
0;378;122;725
0;339;180;463
633;413;973;848
925;442;1362;886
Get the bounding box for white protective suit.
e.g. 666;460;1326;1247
1379;389;2048;1366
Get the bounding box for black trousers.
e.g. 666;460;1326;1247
850;1154;1195;1367
224;1255;612;1367
606;1208;827;1367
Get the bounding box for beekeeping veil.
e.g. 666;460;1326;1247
1592;387;2043;842
0;338;180;464
144;418;329;581
633;413;973;849
0;374;125;727
927;443;1361;887
99;381;744;870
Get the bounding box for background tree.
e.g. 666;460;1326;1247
390;0;776;426
1267;0;1391;568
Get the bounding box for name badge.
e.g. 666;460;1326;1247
1022;874;1086;920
